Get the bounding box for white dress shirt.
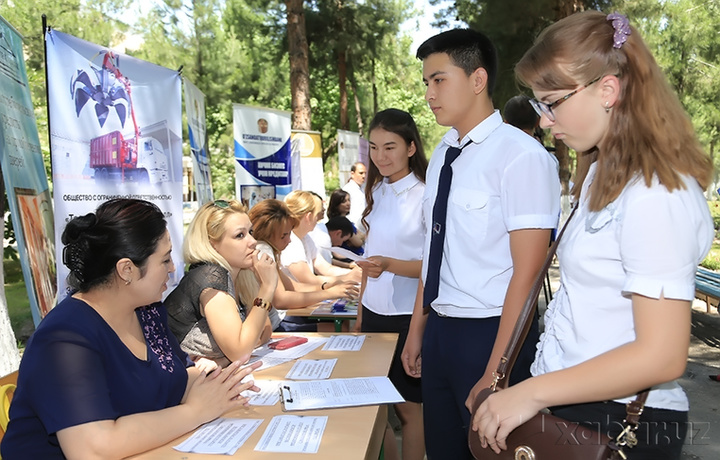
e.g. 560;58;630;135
532;163;713;411
308;225;333;264
363;172;425;315
342;179;367;229
421;110;561;318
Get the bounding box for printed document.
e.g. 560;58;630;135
286;358;337;380
254;415;327;453
241;378;288;406
173;418;262;455
280;376;404;411
322;334;365;351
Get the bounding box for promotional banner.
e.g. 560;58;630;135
183;77;213;205
0;16;57;324
291;130;324;199
46;29;184;299
233;104;292;206
337;129;361;186
358;137;369;170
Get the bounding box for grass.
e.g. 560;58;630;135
701;201;720;271
4;257;34;345
700;240;720;271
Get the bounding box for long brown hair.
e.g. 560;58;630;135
248;199;298;264
516;10;711;211
362;109;429;232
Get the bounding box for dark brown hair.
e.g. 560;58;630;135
362;109;428;232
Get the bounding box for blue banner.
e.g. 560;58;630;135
0;16;57;324
232;104;292;204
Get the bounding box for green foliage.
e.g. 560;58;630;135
3;257;34;342
700;240;720;271
707;200;720;231
622;0;720;185
3;213;18;261
4;0;720;205
701;201;720;269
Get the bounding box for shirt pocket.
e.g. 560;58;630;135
449;187;491;241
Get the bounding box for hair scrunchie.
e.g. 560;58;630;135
607;12;631;49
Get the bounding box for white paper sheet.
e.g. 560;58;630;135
321;334;365;351
241;379;287;406
323;246;367;262
254;415;327;453
248;336;328;370
173;418;262;455
285;359;337;380
279;376;404;411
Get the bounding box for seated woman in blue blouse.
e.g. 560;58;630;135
1;199;260;459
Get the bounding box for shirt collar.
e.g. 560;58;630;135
382;171;421;196
441;110;503;148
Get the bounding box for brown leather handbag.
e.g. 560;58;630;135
468;206;649;460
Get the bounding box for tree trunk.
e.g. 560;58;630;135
372;57;378;116
554;141;571;195
551;0;587;194
349;64;363;136
192;0;204;81
0;172;21;376
285;0;312;130
338;50;349;130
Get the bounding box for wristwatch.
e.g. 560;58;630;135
253;297;272;312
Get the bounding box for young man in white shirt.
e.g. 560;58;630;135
309;216;355;265
400;29;561;459
342;162;367;228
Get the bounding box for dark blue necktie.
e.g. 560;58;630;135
423;141;470;307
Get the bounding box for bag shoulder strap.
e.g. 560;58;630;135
493;204;577;390
490;202;650;430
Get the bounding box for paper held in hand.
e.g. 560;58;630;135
323;246;367;262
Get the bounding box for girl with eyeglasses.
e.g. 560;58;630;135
471;11;713;459
165;199;278;368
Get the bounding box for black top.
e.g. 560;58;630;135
165;263;244;359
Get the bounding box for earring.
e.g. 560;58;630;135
605;101;611;113
125;278;131;285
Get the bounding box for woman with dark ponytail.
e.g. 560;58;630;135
2;199;260;460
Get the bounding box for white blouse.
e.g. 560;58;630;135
532;163;713;411
363;172;425;315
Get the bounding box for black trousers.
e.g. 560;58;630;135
552;400;688;460
421;309;539;460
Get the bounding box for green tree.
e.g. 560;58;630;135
621;0;720;193
437;0;611;192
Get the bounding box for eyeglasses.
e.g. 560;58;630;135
529;76;603;122
213;200;230;209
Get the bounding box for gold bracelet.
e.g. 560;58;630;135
253;297;272;312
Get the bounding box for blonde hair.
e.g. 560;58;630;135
515;10;711;211
184;200;258;307
284;190;321;218
248;199;298;263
